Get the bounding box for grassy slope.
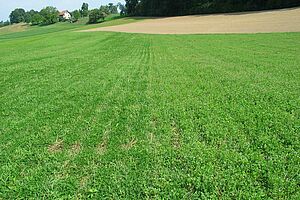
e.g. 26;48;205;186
0;23;29;35
0;16;146;40
0;21;299;199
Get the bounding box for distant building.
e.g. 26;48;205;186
59;10;71;20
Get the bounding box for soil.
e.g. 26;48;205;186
82;7;300;34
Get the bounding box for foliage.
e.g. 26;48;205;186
71;10;81;22
99;5;110;15
24;10;39;24
118;3;127;15
6;2;118;26
126;0;300;16
0;21;9;28
88;9;107;24
9;8;26;23
125;0;139;15
24;12;32;24
81;2;89;17
40;6;59;25
3;20;10;26
31;13;44;25
108;3;119;14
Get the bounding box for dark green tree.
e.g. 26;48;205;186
71;10;81;22
81;3;89;17
9;8;26;23
125;0;139;15
31;13;44;25
127;0;300;16
24;12;31;23
40;6;59;25
24;10;38;24
88;9;107;24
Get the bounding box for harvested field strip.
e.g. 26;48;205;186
82;7;300;34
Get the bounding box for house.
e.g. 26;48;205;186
59;10;72;20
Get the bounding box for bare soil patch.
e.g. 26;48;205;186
69;141;81;155
48;140;64;153
121;138;137;150
82;8;300;34
96;130;110;155
171;121;181;149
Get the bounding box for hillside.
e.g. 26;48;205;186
0;11;299;199
0;23;29;35
0;16;145;40
84;7;300;34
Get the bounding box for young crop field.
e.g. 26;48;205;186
0;20;299;199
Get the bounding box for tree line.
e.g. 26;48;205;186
0;20;10;28
5;2;121;26
88;3;119;23
125;0;300;16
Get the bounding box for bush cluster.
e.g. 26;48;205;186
88;4;118;24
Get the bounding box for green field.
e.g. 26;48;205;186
0;19;299;199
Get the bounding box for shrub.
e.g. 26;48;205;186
88;9;107;24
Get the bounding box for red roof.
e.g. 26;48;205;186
59;10;69;16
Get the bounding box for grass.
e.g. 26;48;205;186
0;15;146;40
0;23;29;35
0;19;299;199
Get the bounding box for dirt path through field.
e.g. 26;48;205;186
82;7;300;34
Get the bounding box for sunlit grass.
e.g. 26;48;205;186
0;20;299;199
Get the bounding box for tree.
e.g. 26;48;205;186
4;20;10;26
88;9;107;24
24;12;31;23
0;20;10;27
31;13;44;25
100;5;110;15
88;9;100;23
125;0;139;15
9;8;26;23
125;0;300;16
24;10;38;24
100;11;108;21
108;3;119;14
81;3;89;17
40;6;59;25
118;3;127;15
71;10;81;22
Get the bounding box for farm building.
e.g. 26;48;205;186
59;10;71;20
